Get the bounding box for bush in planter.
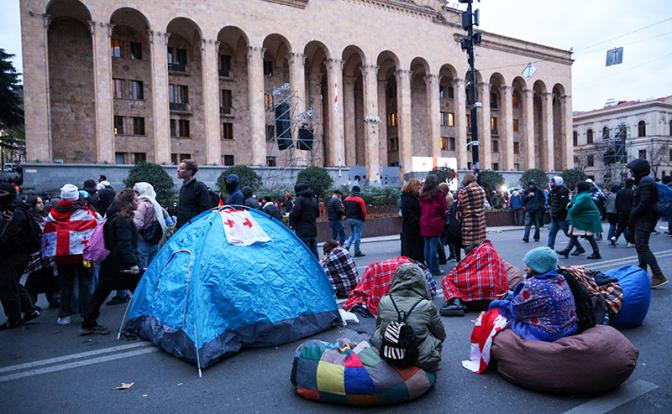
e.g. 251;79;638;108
478;170;505;204
561;168;587;190
296;166;333;199
124;162;175;209
359;186;401;206
431;166;457;184
519;168;549;188
217;165;263;194
256;185;293;203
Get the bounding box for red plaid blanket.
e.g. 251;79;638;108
441;240;508;302
342;256;413;316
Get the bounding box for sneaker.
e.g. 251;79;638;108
0;319;23;330
571;248;586;256
556;250;570;259
57;316;72;326
354;252;366;257
79;324;111;336
609;237;617;247
626;242;634;248
652;275;669;289
522;239;529;243
23;310;40;323
106;296;130;306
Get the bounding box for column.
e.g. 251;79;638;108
362;64;380;182
289;52;308;165
453;78;468;169
500;85;514;170
326;58;345;167
149;30;171;164
522;88;535;169
90;21;115;163
477;82;491;170
343;75;356;165
22;10;51;162
425;74;441;161
396;69;413;175
542;91;554;171
377;79;388;167
202;40;220;165
247;46;266;166
562;94;574;168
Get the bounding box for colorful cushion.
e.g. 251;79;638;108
605;265;650;329
291;338;436;406
491;325;638;394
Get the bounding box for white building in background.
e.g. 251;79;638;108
573;95;672;184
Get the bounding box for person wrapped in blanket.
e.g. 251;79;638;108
488;247;579;341
372;263;446;372
321;240;359;298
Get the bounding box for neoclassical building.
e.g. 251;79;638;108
21;0;574;181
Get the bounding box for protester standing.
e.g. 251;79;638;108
627;159;668;287
327;190;346;246
510;190;524;226
24;196;60;309
547;176;579;251
261;197;283;221
400;179;424;263
95;180;115;216
663;175;672;236
176;160;211;229
289;183;320;258
605;186;619;243
557;181;602;260
242;187;260;209
612;178;634;245
522;180;545;243
344;186;367;257
457;173;486;253
419;175;446;276
133;182;167;269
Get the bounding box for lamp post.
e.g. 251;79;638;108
459;0;482;174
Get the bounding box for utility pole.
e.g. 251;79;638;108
459;0;482;173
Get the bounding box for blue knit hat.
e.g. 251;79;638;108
523;247;558;275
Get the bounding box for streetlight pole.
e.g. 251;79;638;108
459;0;482;173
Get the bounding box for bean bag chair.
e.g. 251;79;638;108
491;325;639;394
605;265;650;329
291;338;436;406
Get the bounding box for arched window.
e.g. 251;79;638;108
638;120;646;137
602;126;609;139
573;131;578;146
587;129;593;144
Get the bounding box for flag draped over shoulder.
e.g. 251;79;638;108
42;206;98;257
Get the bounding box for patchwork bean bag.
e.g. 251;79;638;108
491;325;638;394
291;338;436;406
605;265;651;329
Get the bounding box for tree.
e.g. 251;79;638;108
217;165;263;194
431;166;456;184
124;162;175;208
561;168;586;190
296;166;333;199
0;49;23;130
477;170;504;203
519;168;549;187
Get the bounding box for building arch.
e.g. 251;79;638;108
410;57;431;157
341;45;366;166
488;73;507;168
262;33;292;68
378;51;402;166
438;64;459;160
533;80;548;169
511;76;528;170
552;83;567;171
303;41;331;167
45;0;92;22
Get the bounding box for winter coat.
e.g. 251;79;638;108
489;270;578;342
344;195;366;221
419;192;446;238
458;182;487;247
549;185;570;219
372;264;446;372
176;178;211;228
133;200;156;231
400;193;424;262
289;186;319;238
101;203;139;283
510;192;523;210
615;187;634;216
445;202;462;245
262;202;283;221
95;187;115;216
566;191;602;233
0;202;33;268
327;197;345;221
628;158;658;225
523;187;545;212
605;192;617;214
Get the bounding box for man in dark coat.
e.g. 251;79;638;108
261;197;283;221
547;176;582;252
95;180;116;216
627;159;668;288
224;174;245;206
612;178;634;245
176;159;211;229
522;180;545;243
289;183;320;258
241;187;260;209
326;190;346;246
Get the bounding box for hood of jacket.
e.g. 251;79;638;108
576;180;592;193
296;187;315;198
627;158;651;179
551;176;564;187
241;186;253;199
225;174;240;193
389;263;430;300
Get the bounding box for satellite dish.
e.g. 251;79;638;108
522;63;536;80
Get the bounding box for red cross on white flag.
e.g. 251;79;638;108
220;209;271;246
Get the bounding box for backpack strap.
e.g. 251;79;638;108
390;295;425;322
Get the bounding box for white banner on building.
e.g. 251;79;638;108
411;156;458;172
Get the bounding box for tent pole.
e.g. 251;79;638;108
116;293;134;340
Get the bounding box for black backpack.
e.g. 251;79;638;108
562;272;606;331
139;220;163;245
380;296;423;367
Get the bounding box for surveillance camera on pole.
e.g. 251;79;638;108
459;0;481;173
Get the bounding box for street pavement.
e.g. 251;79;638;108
2;224;672;413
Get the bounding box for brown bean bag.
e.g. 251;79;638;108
503;260;523;288
491;325;638;394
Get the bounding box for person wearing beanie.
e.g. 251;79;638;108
457;172;486;253
288;183;320;258
556;181;602;260
488;247;578;342
344;185;367;257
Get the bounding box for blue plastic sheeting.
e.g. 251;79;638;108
127;208;340;368
605;265;651;329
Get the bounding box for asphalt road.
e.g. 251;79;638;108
2;224;671;413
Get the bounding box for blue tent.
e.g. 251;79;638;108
125;207;340;374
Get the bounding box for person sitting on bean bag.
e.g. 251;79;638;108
489;247;579;342
372;263;446;372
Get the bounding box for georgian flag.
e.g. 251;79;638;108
462;309;509;374
42;208;98;257
220;209;271;246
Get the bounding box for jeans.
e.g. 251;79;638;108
523;210;543;241
299;237;319;259
513;209;524;226
613;214;632;243
547;217;579;250
424;236;441;274
328;220;346;246
82;273;140;329
57;263;93;318
634;221;664;277
137;238;159;270
345;219;364;254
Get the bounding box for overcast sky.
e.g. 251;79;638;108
1;0;671;111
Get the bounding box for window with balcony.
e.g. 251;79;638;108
170;119;190;138
111;39;122;58
113;79;125;99
221;89;233;115
132;117;145;135
491;116;498;135
167;47;187;72
130;80;144;100
130;42;142;60
223;154;235;166
114;116;124;135
222;122;233;140
169;84;189;111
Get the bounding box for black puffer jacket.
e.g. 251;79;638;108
615;186;634;216
549;185;570;219
102;203;139;281
327;196;345;221
289;185;319;238
628;158;658;224
0;201;32;268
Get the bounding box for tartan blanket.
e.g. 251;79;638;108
558;266;623;316
441;240;508;302
462;309;508;373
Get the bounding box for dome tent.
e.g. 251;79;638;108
125;206;340;375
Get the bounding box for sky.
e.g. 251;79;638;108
0;0;671;111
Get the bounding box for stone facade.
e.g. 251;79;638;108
21;0;574;181
573;95;672;183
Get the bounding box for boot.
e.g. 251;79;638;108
556;249;570;259
571;247;586;256
440;298;465;317
587;252;602;260
652;274;669;288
